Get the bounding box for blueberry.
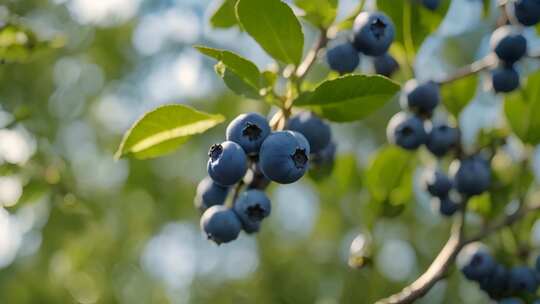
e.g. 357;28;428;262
458;243;496;281
479;264;509;297
509;266;539;293
194;176;230;211
421;0;440;10
200;205;242;244
426;123;459;157
233;190;271;233
287;112;331;154
226;112;271;155
326;43;360;74
490;26;528;64
452;155;491;196
259;131;310;184
424;170;453;197
510;0;540;26
400;80;440;116
491;65;520;93
207;141;248;186
373;53;399;77
386;112;427;150
437;196;459;217
309;141;337;180
352;12;395;56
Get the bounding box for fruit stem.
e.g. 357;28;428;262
434;54;496;85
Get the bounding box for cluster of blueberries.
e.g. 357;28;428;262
195;112;334;244
459;243;540;303
326;11;399;77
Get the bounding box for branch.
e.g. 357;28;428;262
295;28;329;80
376;201;540;304
375;209;466;304
435;55;495;85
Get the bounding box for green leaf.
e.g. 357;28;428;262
504;70;540;146
115;104;225;160
293;74;400;122
441;74;477;117
210;0;238;28
365;146;416;217
195;45;263;89
0;23;58;63
295;0;337;28
236;0;304;65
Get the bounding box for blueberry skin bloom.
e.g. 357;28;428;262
326;43;360;74
200;205;242;245
491;65;520;93
400;80;440;116
287;111;331;154
352;12;395;56
458;243;496;281
194;176;230;211
386;112;427;150
424;170;453;197
508;266;539;293
453;156;491;196
207;141;248;186
479;264;509;296
490;26;528;64
373;53;399;77
426;124;459;157
511;0;540;26
226;112;271;155
259;131;310;184
233;190;271;232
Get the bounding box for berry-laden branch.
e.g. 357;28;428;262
376;200;540;304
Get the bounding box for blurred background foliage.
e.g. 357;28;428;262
0;0;540;303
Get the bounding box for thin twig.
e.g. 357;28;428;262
376;201;540;304
295;28;329;80
435;55;496;85
375;209;467;304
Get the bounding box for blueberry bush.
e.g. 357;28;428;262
3;0;540;303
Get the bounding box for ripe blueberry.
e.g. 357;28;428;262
424;170;453;197
400;80;440;116
510;0;540;26
207;141;248;186
436;196;459;217
233;190;271;233
422;0;440;10
386;112;427;150
309;141;337;180
426;123;459;157
226;112;271;155
490;26;528;64
452;155;491;196
508;266;539;293
287;111;331;154
373;53;399;77
259;131;310;184
491;65;520;93
200;205;242;244
352;12;395;56
194;176;230;211
458;243;496;281
326;43;360;74
479;264;509;297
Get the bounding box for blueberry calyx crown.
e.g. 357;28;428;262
399;125;414;136
370;18;387;39
242;122;262;141
246;204;266;221
208;144;223;161
291;148;308;168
